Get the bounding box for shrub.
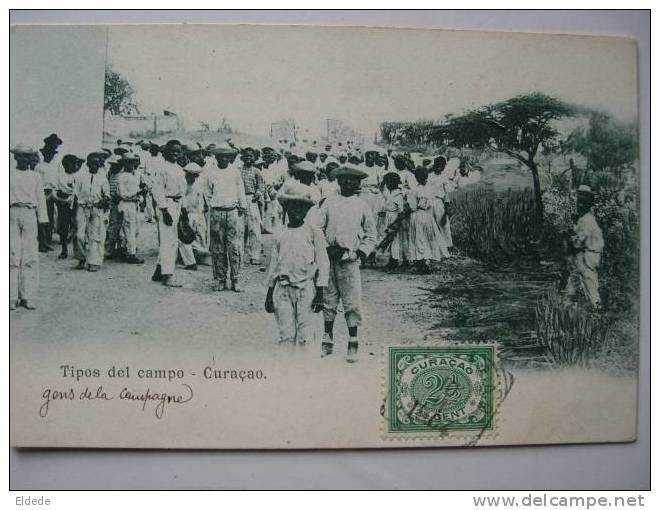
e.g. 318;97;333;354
535;289;605;367
450;188;541;263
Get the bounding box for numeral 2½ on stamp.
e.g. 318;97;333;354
388;346;496;434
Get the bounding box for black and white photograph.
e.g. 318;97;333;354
10;21;642;451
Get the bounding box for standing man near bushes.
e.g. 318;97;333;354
564;185;604;309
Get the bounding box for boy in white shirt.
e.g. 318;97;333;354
265;188;328;347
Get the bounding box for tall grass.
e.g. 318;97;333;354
450;188;541;263
535;290;604;367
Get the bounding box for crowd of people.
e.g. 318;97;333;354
10;131;601;360
10;133;480;361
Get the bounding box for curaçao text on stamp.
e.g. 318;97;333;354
388;345;496;434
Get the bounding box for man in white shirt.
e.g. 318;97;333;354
117;153;145;265
205;146;247;292
36;133;63;252
54;154;84;260
10;145;49;309
565;185;605;309
151;140;187;287
73;152;111;272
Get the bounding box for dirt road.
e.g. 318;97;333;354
10;218;444;364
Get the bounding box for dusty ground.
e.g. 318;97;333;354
8;155;569;363
10;217;448;367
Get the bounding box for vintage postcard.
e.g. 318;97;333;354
9;24;640;448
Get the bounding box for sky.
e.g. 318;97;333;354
107;24;638;140
11;26;106;154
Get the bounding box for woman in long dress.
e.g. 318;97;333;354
428;155;453;250
406;166;449;273
380;172;406;271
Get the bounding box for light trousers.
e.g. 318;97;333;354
10;207;39;302
244;199;262;261
75;206;108;266
273;279;317;345
209;208;242;282
118;200;139;256
157;199;182;275
565;251;601;308
179;212;208;266
323;259;363;328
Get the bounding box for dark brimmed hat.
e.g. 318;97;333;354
382;172;402;187
160;139;182;152
61;154;84;167
43;133;62;147
330;164;368;180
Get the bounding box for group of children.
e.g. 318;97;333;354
10;133;481;363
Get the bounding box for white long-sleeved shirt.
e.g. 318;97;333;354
319;194;377;256
142;154;163;188
318;179;339;200
151;160;187;209
117;171;141;201
10;168;48;222
266;223;329;288
204;164;247;210
37;155;61;190
572;212;604;254
183;178;206;214
359;163;384;188
74;168;110;207
56;169;77;203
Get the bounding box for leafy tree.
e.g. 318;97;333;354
446;93;577;221
563;111;638;174
104;66;139;116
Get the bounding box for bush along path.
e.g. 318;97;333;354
422;256;560;369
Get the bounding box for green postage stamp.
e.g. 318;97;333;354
388;345;497;434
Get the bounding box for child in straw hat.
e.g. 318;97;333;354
265;188;328;348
